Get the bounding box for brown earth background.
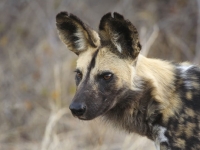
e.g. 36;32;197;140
0;0;200;150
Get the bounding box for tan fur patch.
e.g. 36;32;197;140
136;55;182;122
176;122;195;139
185;108;195;118
174;138;185;148
91;47;134;89
192;81;200;90
76;48;96;79
185;122;196;138
186;91;193;100
179;117;184;124
175;124;184;137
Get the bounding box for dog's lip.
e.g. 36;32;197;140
77;116;91;121
70;111;93;120
79;114;97;120
78;117;88;120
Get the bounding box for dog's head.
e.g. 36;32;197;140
56;12;141;120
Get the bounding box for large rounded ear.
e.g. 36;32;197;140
56;12;100;55
99;12;141;60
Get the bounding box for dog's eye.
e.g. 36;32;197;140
76;72;82;79
103;73;113;80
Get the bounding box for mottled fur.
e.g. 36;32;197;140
56;12;200;150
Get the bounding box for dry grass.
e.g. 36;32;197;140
0;0;199;150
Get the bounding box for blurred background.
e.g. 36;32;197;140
0;0;200;150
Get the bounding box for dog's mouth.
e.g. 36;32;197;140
72;113;95;121
77;115;96;121
77;108;112;121
78;116;89;120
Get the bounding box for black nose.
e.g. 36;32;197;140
69;102;86;117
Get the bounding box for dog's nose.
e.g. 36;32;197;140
69;102;86;116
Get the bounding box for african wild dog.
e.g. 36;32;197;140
56;12;200;150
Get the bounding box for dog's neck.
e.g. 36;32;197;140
103;55;179;140
103;78;161;139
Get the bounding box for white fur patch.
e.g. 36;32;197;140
112;33;122;53
132;76;144;91
177;65;194;89
74;31;86;51
177;65;193;74
154;126;169;150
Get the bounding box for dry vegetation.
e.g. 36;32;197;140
0;0;200;150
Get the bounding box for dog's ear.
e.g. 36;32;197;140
56;12;100;55
99;12;141;60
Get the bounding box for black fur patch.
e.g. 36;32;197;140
88;49;99;71
99;12;141;60
103;79;161;139
161;65;200;149
176;66;200;110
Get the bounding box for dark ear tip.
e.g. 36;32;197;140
99;12;112;30
101;12;112;20
113;12;124;19
56;11;69;22
69;13;81;22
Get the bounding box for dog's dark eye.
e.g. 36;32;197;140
76;72;82;79
103;73;113;80
74;69;82;86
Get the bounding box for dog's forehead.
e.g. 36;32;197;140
76;48;96;72
96;47;131;71
76;47;113;71
76;47;131;74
